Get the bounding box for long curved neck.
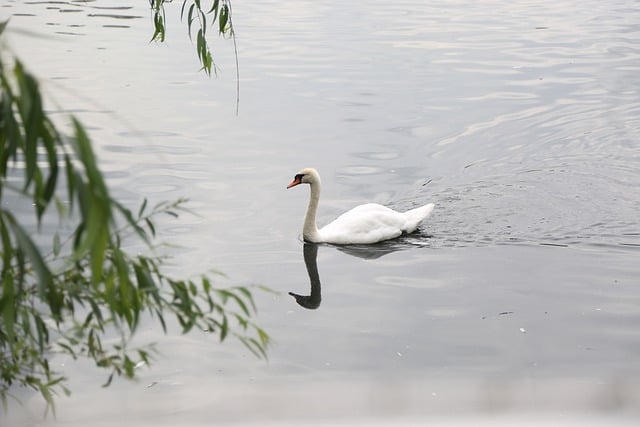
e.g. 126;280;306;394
303;181;320;241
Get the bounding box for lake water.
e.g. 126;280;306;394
3;0;640;425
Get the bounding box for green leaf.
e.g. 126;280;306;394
34;314;50;353
0;215;13;274
145;217;156;237
123;356;135;378
256;326;270;346
235;286;257;312
138;198;148;219
53;232;61;256
1;210;59;318
70;119;112;283
102;373;114;388
151;11;165;43
180;0;188;20
155;309;167;333
0;20;9;35
219;289;250;316
113;200;148;242
196;29;204;61
219;3;229;34
208;0;220;17
64;155;76;212
220;313;228;341
41;119;59;210
200;10;207;37
237;336;268;360
0;274;16;343
58;342;77;359
187;4;196;39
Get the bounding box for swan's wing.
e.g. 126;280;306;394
317;203;435;244
318;203;407;244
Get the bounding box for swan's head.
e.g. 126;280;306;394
286;168;321;189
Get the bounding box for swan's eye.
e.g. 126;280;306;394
295;174;305;181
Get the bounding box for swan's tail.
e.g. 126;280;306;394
403;203;435;233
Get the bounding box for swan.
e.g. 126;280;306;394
286;168;434;244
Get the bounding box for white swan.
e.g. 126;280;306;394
286;168;434;244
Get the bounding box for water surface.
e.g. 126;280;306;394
3;0;639;425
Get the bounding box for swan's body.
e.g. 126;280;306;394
287;168;434;244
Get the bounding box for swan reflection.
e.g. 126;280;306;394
331;242;405;260
288;233;432;310
332;230;433;259
288;243;322;309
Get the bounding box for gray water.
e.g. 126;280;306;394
3;0;640;425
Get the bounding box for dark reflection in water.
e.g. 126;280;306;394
289;231;434;309
87;14;143;19
12;1;142;27
289;243;322;309
331;229;433;259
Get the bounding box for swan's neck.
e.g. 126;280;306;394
303;182;320;242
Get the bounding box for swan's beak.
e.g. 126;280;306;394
287;177;301;189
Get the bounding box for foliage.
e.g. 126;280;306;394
149;0;236;77
0;21;267;412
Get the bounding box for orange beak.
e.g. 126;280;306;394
287;176;302;189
